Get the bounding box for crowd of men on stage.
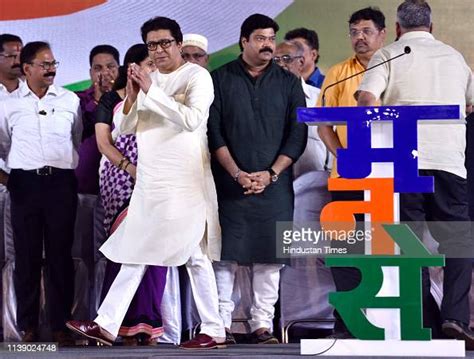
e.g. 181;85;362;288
0;0;473;350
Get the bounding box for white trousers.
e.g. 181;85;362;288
95;244;225;339
214;261;283;332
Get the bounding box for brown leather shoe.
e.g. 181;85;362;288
442;319;474;350
20;328;38;342
179;333;222;350
66;320;114;346
122;336;139;346
140;335;157;346
52;330;76;347
250;329;279;344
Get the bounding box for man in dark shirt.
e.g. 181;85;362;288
208;13;307;344
75;45;119;194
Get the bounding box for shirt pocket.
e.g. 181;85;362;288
49;108;74;140
40;108;74;143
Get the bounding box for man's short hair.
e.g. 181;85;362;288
141;16;183;44
0;34;22;52
397;0;431;29
20;41;50;74
284;28;319;51
239;13;279;51
349;7;386;30
89;45;120;66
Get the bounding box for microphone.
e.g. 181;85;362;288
321;46;411;107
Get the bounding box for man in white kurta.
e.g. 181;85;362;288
67;16;225;349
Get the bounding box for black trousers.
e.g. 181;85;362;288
8;168;77;331
400;170;473;328
328;190;364;333
466;113;474;220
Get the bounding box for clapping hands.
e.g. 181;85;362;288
127;63;152;100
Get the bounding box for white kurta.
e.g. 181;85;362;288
100;62;221;266
293;79;328;178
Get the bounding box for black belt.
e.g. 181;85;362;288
22;166;70;176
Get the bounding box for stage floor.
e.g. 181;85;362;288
0;344;472;359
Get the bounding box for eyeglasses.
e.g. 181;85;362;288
349;28;379;38
273;55;303;64
29;61;60;70
146;39;176;51
182;52;207;61
0;53;19;60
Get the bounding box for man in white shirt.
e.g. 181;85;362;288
273;40;326;177
0;33;23;98
0;41;82;345
0;33;23;188
284;28;325;89
357;0;474;348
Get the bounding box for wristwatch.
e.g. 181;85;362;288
268;168;279;183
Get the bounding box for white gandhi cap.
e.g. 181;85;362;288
182;33;208;53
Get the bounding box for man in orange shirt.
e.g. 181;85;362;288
316;7;386;338
318;7;386;175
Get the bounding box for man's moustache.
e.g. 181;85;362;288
11;64;20;69
44;72;56;77
259;47;273;54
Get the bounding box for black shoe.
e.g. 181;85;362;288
250;329;279;344
20;328;38;342
224;330;236;345
442;319;474;350
52;330;75;347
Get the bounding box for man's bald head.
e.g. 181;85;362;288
273;40;304;77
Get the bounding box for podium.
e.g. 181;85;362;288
295;105;466;356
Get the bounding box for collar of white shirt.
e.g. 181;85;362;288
0;78;24;96
399;31;435;42
18;80;59;98
301;77;320;107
